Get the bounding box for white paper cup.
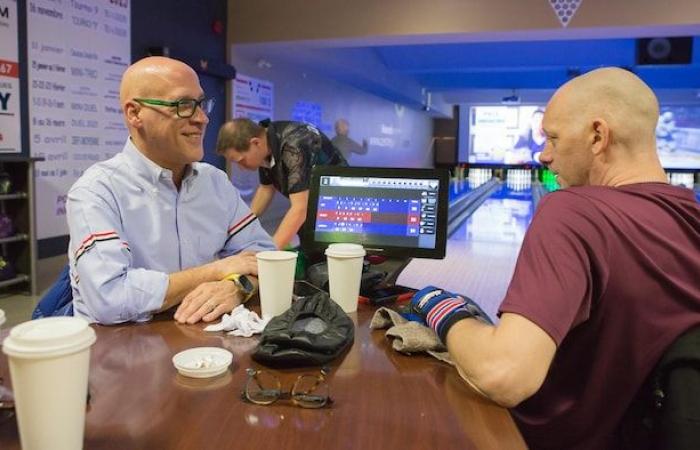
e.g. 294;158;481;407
256;250;298;319
2;317;96;450
325;243;366;313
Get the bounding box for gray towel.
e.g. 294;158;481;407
369;307;453;365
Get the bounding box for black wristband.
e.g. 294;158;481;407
437;309;477;344
436;299;493;343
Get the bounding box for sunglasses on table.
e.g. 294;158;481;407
241;367;332;409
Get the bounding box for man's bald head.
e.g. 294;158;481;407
118;56;208;174
119;56;197;107
549;67;659;151
540;67;666;187
335;119;349;136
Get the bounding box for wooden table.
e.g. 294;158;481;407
0;305;525;449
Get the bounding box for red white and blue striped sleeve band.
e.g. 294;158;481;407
224;212;257;245
74;231;128;263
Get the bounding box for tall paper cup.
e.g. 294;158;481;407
256;250;298;319
325;243;366;313
2;317;96;450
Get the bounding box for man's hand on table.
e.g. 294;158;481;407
174;280;241;324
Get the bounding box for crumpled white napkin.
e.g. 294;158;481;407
203;305;269;337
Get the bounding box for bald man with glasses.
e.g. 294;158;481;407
66;56;275;325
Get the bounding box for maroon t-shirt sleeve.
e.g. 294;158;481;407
499;191;610;345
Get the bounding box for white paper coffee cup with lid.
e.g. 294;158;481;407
2;317;96;450
325;243;366;313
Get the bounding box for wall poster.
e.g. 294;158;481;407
0;0;21;153
230;73;274;198
28;0;131;239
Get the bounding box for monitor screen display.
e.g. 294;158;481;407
656;106;700;170
465;104;700;169
304;166;449;259
467;105;545;165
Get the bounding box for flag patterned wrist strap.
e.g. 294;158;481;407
414;287;479;344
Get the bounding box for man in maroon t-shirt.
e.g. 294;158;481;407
410;67;700;449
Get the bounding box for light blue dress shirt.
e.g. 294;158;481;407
67;139;276;324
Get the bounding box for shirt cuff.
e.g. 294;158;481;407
122;268;169;321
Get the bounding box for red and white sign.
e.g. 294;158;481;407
233;74;274;123
229;73;274;198
0;0;21;153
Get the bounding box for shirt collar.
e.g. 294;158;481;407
265;121;282;165
122;138;199;185
263;155;275;169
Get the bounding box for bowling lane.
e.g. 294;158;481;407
397;183;534;321
448;178;472;202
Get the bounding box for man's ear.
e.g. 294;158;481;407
222;148;240;162
124;102;143;129
248;137;259;150
590;118;610;156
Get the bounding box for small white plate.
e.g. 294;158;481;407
172;347;233;379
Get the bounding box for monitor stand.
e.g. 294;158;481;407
381;257;413;286
301;250;412;293
360;256;414;296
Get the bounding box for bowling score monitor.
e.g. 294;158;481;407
304;166;449;259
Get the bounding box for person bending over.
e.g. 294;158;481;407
216;118;347;249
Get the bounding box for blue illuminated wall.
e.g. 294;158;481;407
230;56;434;169
229;55;434;234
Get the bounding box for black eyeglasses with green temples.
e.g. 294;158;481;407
133;97;215;118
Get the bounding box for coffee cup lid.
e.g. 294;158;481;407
325;243;366;258
172;347;233;379
2;317;96;359
256;250;298;261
